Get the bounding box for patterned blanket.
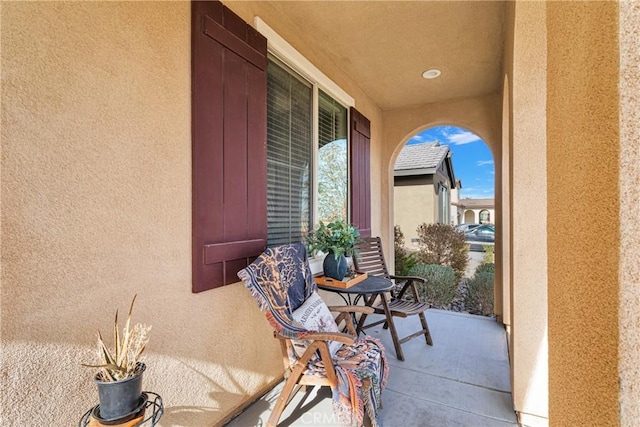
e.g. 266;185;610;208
238;243;388;426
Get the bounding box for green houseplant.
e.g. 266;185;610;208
83;295;151;422
306;220;360;280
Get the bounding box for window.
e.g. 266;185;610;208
317;90;348;223
266;59;313;247
480;209;490;224
266;58;349;247
438;184;450;224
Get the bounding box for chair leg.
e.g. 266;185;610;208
379;295;405;361
267;373;302;427
419;311;433;346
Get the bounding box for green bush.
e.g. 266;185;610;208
464;272;494;316
475;262;495;275
482;244;495;264
416;223;468;281
408;264;457;308
394;225;418;276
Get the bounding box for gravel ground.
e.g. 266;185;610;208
445;251;488;314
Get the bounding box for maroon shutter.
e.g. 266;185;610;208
192;1;267;292
350;108;371;238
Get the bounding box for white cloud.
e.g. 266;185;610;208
461;186;495;199
476;160;494;167
409;134;425;143
444;129;482;145
462;191;495;199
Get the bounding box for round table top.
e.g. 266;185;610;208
317;274;393;294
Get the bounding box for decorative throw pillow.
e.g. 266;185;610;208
291;291;342;359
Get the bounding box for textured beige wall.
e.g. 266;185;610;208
497;74;511;328
0;2;384;425
1;2;280;425
619;2;640;425
383;94;501;160
394;180;436;248
547;2;620;426
508;2;549;423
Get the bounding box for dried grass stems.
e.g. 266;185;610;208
83;295;151;382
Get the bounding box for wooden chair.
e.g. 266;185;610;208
353;236;433;361
238;243;388;427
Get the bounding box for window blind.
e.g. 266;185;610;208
266;59;313;247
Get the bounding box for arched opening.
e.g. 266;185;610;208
382;95;515;420
392;124;496;314
464;210;476;223
479;209;491;224
381;98;503;331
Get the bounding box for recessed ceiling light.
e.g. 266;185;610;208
422;69;441;79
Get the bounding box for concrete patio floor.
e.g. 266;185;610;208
227;309;517;427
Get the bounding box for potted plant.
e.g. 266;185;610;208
306;220;360;281
83;295;151;423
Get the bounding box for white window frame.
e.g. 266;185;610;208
257;17;355;272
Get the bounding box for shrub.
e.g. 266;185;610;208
408;264;457;308
475;262;495;275
464;272;494;316
482;244;495;264
416;223;468;281
394;225;418;276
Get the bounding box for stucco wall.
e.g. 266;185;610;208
0;2;384;425
619;1;640;425
547;2;620;425
394;178;436;249
508;2;549;424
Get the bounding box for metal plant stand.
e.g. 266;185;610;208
79;391;163;427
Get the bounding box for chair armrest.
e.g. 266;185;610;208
328;307;368;336
390;274;426;283
274;330;355;345
389;275;425;301
327;305;375;315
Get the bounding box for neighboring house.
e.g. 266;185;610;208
453;197;495;225
394;142;457;247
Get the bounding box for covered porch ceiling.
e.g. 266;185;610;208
266;1;506;110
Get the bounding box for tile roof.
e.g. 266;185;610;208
394;142;450;171
458;198;494;208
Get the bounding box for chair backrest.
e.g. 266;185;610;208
238;243;317;339
353;237;390;279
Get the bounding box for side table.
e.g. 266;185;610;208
79;391;163;427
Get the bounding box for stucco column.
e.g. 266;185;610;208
618;1;640;425
547;2;620;425
509;1;548;424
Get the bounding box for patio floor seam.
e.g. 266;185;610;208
383;387;517;424
388;363;512;394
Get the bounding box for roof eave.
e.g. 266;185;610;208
394;167;437;177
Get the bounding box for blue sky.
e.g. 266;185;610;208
407;126;495;199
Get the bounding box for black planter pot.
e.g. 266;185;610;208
323;251;348;281
95;362;146;422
